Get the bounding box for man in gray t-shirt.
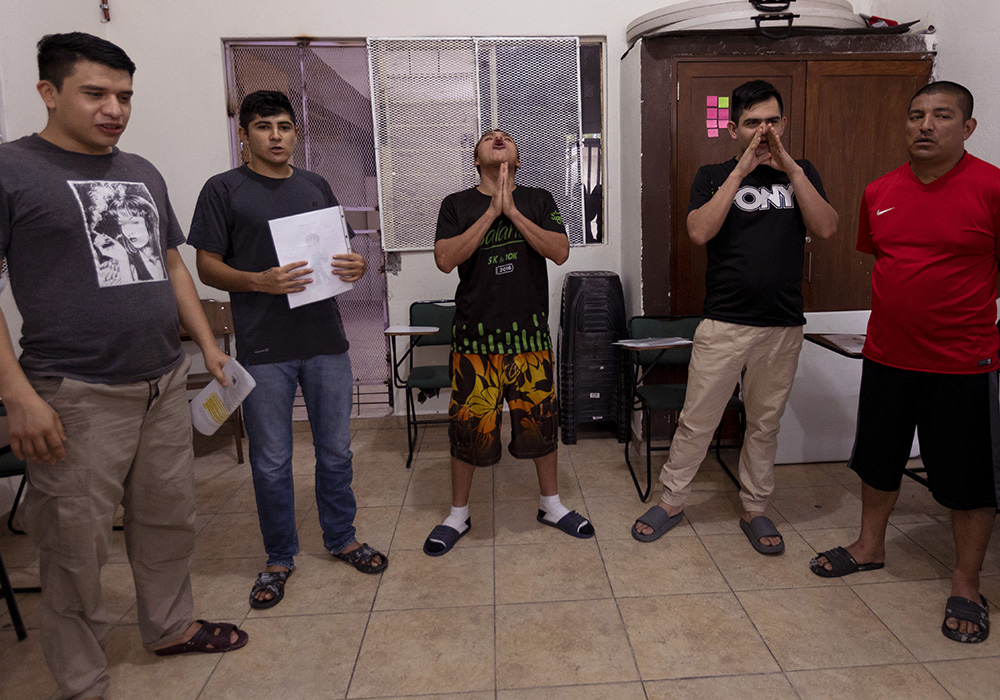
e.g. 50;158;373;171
0;33;248;700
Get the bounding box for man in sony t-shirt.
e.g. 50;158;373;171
631;80;838;552
810;82;1000;645
422;129;593;556
0;33;246;700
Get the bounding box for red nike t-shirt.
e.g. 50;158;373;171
857;153;1000;374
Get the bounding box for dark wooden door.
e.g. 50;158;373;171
803;59;932;310
673;61;806;316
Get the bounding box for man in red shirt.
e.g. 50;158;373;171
810;82;1000;644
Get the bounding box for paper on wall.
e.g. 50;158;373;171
268;205;354;309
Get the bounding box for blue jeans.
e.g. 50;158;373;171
242;352;357;568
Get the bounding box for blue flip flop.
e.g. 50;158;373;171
942;594;990;643
739;515;784;556
536;509;594;539
631;505;684;542
423;518;471;556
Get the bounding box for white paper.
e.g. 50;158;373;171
614;337;693;349
268;206;354;309
191;359;257;436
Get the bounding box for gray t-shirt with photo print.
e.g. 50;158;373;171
0;134;185;383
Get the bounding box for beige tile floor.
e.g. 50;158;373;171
2;423;1000;699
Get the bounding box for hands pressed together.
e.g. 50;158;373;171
736;123;799;178
488;162;518;219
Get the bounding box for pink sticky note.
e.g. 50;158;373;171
707;108;718;118
717;120;728;129
719;108;729;120
707;128;719;138
707;95;718;107
706;120;716;129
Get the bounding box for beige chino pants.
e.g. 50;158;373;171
659;319;803;512
24;356;196;700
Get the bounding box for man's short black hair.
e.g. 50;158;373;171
239;91;297;131
37;32;136;90
911;81;974;122
730;80;784;125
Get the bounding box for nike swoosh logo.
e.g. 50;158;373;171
876;207;895;216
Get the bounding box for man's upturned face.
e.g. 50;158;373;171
730;97;785;157
39;59;133;155
474;130;520;170
240;111;298;170
906;91;974;166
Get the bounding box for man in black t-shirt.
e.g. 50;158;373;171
631;81;838;554
189;91;387;610
422;130;594;556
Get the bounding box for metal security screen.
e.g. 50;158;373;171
476;38;583;246
368;37;584;251
368;38;478;252
224;41;390;405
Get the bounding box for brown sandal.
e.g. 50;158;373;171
154;619;249;656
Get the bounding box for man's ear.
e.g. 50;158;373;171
727;121;738;140
963;117;978;141
37;80;58;110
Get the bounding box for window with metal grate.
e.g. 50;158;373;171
368;37;594;252
223;40;391;410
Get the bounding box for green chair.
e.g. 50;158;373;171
389;300;455;468
1;406;33;640
623;316;743;501
0;402;27;535
0;450;27;535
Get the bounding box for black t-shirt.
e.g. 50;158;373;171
688;159;827;327
187;165;349;365
436;186;566;354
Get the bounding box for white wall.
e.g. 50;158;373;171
872;0;999;163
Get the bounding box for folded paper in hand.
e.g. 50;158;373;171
191;359;257;436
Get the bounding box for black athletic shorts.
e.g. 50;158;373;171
848;358;1000;511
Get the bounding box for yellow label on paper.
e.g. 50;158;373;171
202;393;228;424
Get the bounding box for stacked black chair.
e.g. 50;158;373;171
558;271;628;444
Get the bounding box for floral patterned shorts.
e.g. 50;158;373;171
447;350;559;466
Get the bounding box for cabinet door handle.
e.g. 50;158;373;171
807;250;813;284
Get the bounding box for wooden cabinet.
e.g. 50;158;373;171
636;34;933;316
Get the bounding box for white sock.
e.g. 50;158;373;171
442;505;470;534
540;494;571;524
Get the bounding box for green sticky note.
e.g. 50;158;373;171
718;97;729;108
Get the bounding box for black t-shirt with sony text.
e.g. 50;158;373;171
436;186;566;354
688;158;827;327
187;165;349;365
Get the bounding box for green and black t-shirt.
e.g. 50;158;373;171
435;185;566;354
